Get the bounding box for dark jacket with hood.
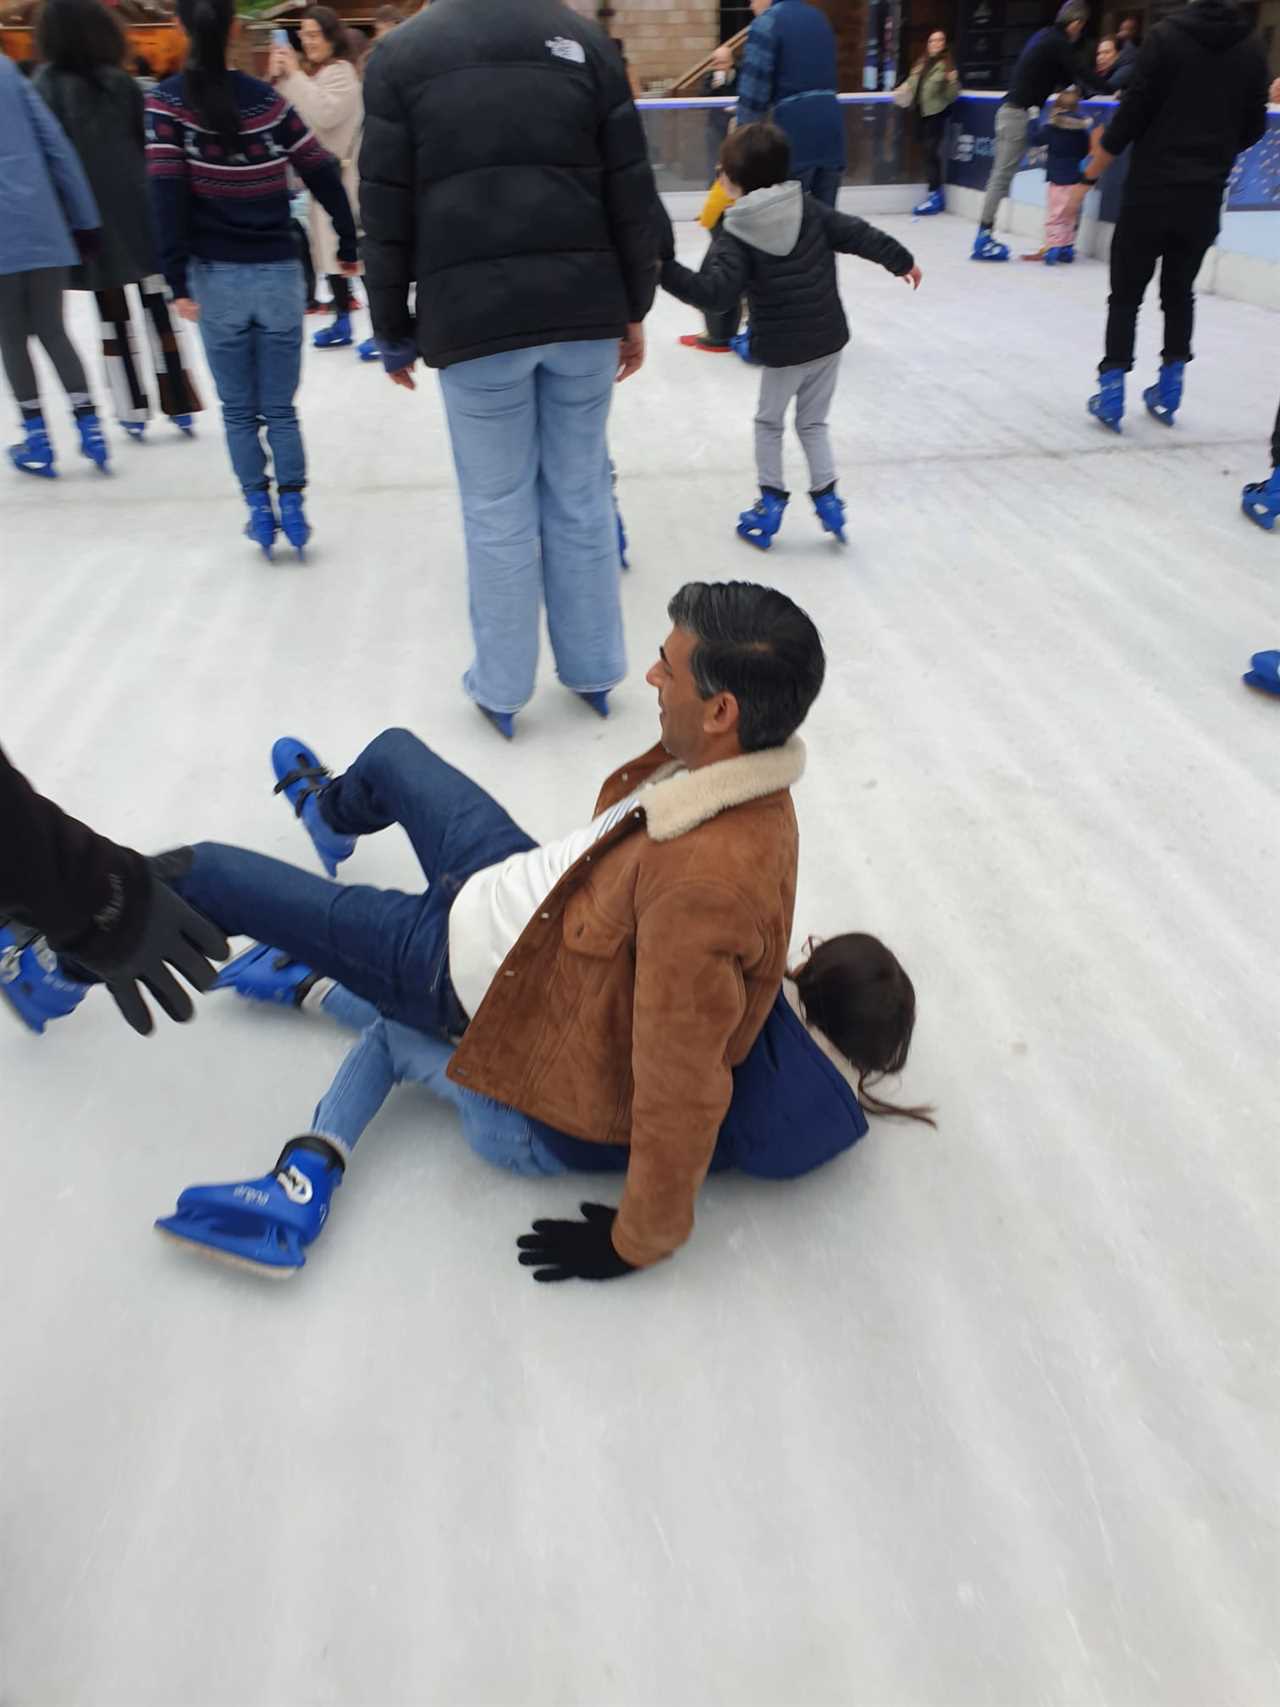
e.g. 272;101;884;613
1007;24;1109;110
34;64;158;290
359;0;660;371
1100;0;1269;201
658;182;913;370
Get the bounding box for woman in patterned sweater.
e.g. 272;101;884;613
146;0;358;560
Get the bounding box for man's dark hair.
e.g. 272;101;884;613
37;0;127;77
667;582;825;753
373;4;403;24
719;121;792;194
1055;0;1089;25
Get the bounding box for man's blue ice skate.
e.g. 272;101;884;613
357;336;380;363
155;1137;345;1278
313;313;353;349
971;226;1009;262
1143;360;1184;426
1243;649;1280;697
278;490;311;560
737;489;788;551
730;330;758;364
271;737;356;877
9;414;56;478
244;489;277;560
0;926;89;1034
576;691;610;719
214;942;322;1006
1242;469;1280;532
1088;369;1124;433
912;189;944;217
811;486;847;544
76;411;109;471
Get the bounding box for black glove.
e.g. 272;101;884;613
75;871;229;1036
516;1202;638;1283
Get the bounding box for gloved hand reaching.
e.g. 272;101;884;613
75;869;229;1036
516;1202;638;1283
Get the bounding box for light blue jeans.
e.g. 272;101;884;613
438;339;626;715
189;258;306;494
313;985;569;1178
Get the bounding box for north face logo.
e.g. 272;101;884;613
546;36;586;65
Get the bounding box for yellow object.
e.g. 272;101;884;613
698;178;736;231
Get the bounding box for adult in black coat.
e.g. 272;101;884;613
35;0;201;435
1;747;228;1034
359;0;662;735
1073;0;1269;429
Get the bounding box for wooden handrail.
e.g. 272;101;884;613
665;25;749;98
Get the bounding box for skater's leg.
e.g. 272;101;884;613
322;728;537;889
166;842;462;1035
755;366;804;492
139;277;202;419
921;112;945;194
26;269;92;408
704;300;741;346
793;353;841;494
1156;194;1220;366
1044;184;1076;251
95;286;150;430
1100;207;1161;373
320;983;381;1033
191;260;269;493
979;106;1029;229
439;347;542;716
253;261;306;492
797;165;841;209
535;339;627;697
310;1017;401;1157
0;272;41;412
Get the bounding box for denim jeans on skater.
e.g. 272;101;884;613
168;729;536;1037
439;339;626;716
312;984;568;1176
189;259;306;494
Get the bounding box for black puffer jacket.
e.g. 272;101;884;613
359;0;660;370
659;184;913;369
1101;0;1269;201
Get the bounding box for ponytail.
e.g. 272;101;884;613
176;0;241;153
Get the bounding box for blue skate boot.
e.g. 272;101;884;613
214;942;323;1007
1243;649;1280;696
576;691;610;719
278;489;311;560
729;329;758;364
122;421;146;441
971;226;1009;262
155;1135;346;1278
357;336;380;363
271;737;356;877
313;313;353;349
737;488;788;551
244;489;278;560
912;189;944;216
811;484;847;544
1242;468;1280;532
75;410;109;471
1143;360;1184;427
1088;368;1124;433
8;414;55;479
173;413;196;437
477;705;516;741
0;926;89;1034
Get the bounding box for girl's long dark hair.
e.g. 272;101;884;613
303;6;356;63
792;934;937;1127
176;0;241;152
913;32;957;78
36;0;126;80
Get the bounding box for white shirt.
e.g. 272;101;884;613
448;792;643;1020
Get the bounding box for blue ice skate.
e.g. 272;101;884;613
0;926;89;1034
214;942;322;1007
76;411;109;471
278;490;311;560
811;486;847;544
971;227;1009;262
173;414;196;437
912;189;944;217
730;330;759;364
1088;369;1124;433
1243;649;1280;697
244;489;277;560
477;705;516;741
737;489;788;551
122;421;146;440
576;691;610;719
1044;244;1074;265
8;414;55;478
1242;469;1280;532
271;736;356;876
1143;361;1184;426
155;1137;345;1278
313;314;353;350
357;336;380;363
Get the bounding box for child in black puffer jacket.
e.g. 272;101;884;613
658;121;920;549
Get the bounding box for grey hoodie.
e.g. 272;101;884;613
724;180;805;257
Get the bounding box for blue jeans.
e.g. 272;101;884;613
438;339;626;715
798;165;842;208
169;729;536;1037
189;259;306;495
313;985;568;1177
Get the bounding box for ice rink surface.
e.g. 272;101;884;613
1;214;1277;1706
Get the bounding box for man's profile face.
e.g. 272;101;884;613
1117;15;1137;42
1065;17;1085;41
646;628;706;761
750;0;773;17
1096;38;1117;72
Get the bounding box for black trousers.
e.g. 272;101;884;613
1101;191;1221;374
918;111;946;193
292;220;316;306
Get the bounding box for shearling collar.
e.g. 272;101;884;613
640;738;805;843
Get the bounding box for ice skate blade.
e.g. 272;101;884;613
154;1219;300;1280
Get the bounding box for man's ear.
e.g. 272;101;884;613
704;691;741;738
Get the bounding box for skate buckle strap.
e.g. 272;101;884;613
273;763;330;819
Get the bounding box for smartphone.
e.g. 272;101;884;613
271;28;289;46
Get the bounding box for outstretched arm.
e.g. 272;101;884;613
821;207;917;278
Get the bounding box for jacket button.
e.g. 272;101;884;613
621;772;629;781
504;969;516;977
540;911;551;920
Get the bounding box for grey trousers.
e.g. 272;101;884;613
0;267;91;414
980;104;1030;230
754;352;841;493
